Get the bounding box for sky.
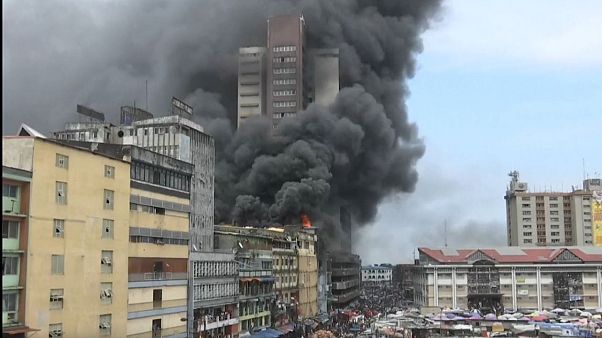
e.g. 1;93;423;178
356;0;602;264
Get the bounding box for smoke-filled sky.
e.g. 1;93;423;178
3;1;601;262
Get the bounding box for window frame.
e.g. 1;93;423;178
51;255;65;275
2;220;19;239
104;165;115;179
56;154;69;169
103;190;114;210
56;181;68;205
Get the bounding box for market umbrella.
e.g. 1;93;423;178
485;313;497;320
580;312;592;318
551;308;566;314
530;315;548;322
469;313;483;320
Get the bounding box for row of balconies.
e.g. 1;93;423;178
332;279;359;290
331;268;358;277
128;272;188;282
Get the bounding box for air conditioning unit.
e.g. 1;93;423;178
101;257;112;265
101;289;112;298
49;329;63;337
50;295;63;302
6;312;17;323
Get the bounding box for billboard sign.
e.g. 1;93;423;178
171;97;193;118
592;192;602;246
77;104;105;122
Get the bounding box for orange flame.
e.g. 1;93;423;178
301;214;312;228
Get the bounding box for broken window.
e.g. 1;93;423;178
53;219;65;238
56;182;67;205
102;219;113;239
103;190;114;210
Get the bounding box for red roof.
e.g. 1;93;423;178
419;247;602;264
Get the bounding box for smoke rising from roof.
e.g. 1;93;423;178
3;0;441;249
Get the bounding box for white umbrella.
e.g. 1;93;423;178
551;308;566;314
580;312;592;318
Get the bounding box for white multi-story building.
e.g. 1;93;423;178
414;247;602;312
505;171;601;246
238;47;267;128
361;265;393;285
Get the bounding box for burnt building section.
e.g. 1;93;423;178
553;272;584;309
316;207;361;312
392;264;418;303
328;253;361;309
466;261;502;314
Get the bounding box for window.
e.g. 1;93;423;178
51;255;64;275
50;289;64;310
523;232;532;236
551;217;559;222
273;68;296;74
53;219;65;238
3;184;18;198
103;190;114;210
101;251;113;273
3;292;17;312
273;90;297;96
523;224;532;229
100;282;112;304
551;239;560;243
273;101;297;108
49;324;63;337
99;314;111;336
551;232;560;236
550;211;559;215
524;239;532;243
104;165;115;179
522;211;531;215
55;154;69;169
56;182;67;205
273;79;297;85
2;256;19;275
521;197;531;201
522;204;530;207
2;220;19;239
550;203;558;208
522;217;531;222
102;219;114;239
273;45;296;52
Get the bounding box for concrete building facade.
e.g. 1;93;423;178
361;265;393;285
2;166;34;337
414;247;602;312
267;14;305;127
214;225;276;336
295;229;318;319
3;137;131;338
505;171;601;247
237;47;267;128
53;102;237;336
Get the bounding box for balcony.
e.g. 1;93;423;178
331;279;359;290
128;272;187;282
331;268;358;277
198;317;240;331
2;197;21;215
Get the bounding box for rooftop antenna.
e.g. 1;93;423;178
583;158;586;181
145;80;149;111
444;220;448;248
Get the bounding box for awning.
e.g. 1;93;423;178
2;326;40;335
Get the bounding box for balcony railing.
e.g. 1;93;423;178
197;318;240;332
129;272;188;282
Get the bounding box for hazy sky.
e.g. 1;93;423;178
356;0;602;264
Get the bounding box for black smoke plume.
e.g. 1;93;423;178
3;0;441;249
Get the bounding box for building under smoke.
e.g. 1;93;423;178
237;14;340;128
